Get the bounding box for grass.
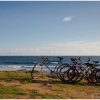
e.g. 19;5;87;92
31;89;63;99
0;85;26;99
0;71;99;99
0;71;32;83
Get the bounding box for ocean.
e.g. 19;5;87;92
0;56;100;71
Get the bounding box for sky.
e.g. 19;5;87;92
0;1;100;56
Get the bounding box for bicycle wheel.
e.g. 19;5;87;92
62;71;71;83
74;69;84;82
84;69;96;84
56;64;65;79
67;68;79;83
95;69;100;83
88;70;97;84
31;63;44;80
57;64;70;82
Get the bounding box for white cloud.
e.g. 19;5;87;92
1;41;100;56
62;16;73;22
31;41;100;56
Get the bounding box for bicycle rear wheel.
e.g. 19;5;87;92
95;69;100;83
67;68;79;83
74;69;84;82
57;64;70;82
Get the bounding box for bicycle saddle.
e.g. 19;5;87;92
41;56;48;60
93;61;99;63
71;58;77;61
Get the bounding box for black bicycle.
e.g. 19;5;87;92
31;56;70;80
65;57;100;84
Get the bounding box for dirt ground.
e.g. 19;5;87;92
0;78;100;99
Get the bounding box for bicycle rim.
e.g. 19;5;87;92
67;68;79;82
31;63;44;80
95;69;100;83
57;64;70;82
56;64;65;80
74;70;84;82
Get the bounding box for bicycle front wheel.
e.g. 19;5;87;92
31;63;44;80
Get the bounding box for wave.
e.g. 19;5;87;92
0;64;34;71
0;64;61;71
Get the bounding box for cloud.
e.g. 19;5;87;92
31;41;100;56
62;16;73;22
1;40;100;56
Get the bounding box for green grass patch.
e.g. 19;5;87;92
0;71;31;83
40;93;63;99
0;85;26;99
30;89;63;99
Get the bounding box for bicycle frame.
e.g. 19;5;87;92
36;57;63;74
70;57;99;83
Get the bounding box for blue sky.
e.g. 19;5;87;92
0;1;100;55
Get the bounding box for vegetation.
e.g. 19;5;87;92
0;71;99;99
31;89;63;99
0;85;25;99
0;71;31;83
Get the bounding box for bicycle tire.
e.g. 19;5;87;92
57;64;70;82
87;69;97;84
67;67;79;82
56;64;65;79
84;69;96;84
73;73;84;82
31;63;43;80
95;69;100;83
73;69;84;82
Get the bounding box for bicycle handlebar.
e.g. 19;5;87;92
93;61;99;64
71;58;77;62
57;57;63;59
40;56;64;64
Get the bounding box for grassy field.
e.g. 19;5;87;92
0;71;100;99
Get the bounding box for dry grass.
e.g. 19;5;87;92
0;71;99;99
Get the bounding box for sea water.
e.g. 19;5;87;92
0;56;100;71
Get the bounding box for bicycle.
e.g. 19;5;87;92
62;57;84;83
31;56;70;80
89;61;100;84
66;57;100;84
